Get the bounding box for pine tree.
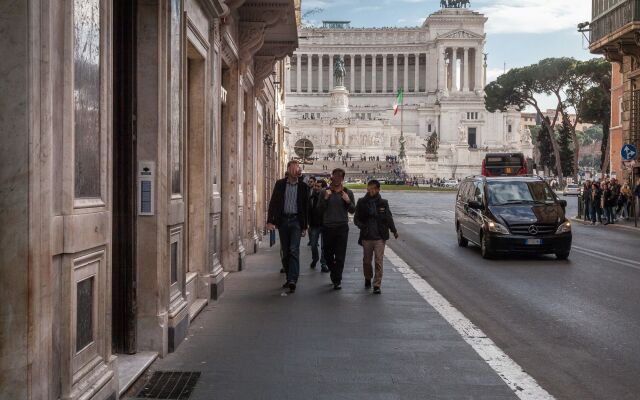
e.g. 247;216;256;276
557;123;575;177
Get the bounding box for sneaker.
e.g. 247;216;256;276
364;279;372;289
282;281;290;289
289;282;296;293
333;283;342;290
373;287;381;294
321;266;329;273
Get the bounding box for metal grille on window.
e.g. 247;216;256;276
631;88;640;145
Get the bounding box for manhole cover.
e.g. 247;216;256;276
135;371;201;399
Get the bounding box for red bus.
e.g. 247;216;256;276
482;153;528;177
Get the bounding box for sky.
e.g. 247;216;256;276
301;0;596;110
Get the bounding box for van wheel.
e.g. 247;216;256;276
480;232;493;259
555;250;570;260
457;224;468;247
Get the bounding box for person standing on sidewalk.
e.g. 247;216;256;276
309;179;328;272
354;180;398;294
318;168;356;290
267;160;309;293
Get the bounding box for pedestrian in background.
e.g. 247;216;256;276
603;182;616;225
582;180;592;222
266;160;309;293
309;179;328;272
319;168;356;290
591;182;603;225
354;180;398;294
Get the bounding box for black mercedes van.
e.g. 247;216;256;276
455;175;572;259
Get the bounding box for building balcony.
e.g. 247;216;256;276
590;0;640;56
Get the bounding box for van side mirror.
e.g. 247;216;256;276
558;199;567;208
468;200;483;210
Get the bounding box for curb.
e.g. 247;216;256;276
570;217;639;232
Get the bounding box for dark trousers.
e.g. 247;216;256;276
309;226;326;267
583;199;591;221
278;216;302;284
591;203;602;223
323;224;349;284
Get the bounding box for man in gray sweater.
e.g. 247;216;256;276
319;168;356;290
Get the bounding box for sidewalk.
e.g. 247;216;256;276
571;216;640;231
132;228;517;400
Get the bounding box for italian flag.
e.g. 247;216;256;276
393;88;403;116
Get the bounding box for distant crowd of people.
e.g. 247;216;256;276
581;177;640;225
266;161;398;295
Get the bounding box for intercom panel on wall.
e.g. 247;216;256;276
138;161;155;216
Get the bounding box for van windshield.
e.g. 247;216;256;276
487;181;557;206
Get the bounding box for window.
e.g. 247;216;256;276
367;113;371;120
76;276;94;351
474;182;484;204
508;124;513;133
170;241;178;284
428;124;432;132
468;127;477;148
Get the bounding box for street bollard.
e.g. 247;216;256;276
577;194;583;219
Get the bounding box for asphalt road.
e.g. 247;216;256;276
372;191;640;400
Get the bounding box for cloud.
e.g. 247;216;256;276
478;0;590;34
485;67;508;83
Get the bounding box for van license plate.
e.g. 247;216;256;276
525;239;542;245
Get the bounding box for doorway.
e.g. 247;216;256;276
112;0;137;354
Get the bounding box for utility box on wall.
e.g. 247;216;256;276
138;161;155;216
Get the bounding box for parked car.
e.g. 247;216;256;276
442;179;459;188
563;184;580;196
455;175;572;260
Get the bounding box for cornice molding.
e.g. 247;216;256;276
239;21;266;62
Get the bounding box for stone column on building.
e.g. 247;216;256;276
437;46;445;91
296;53;302;92
318;54;323;93
329;54;334;89
462;47;469;92
382;54;388;93
361;54;366;93
451;48;458;92
285;57;291;92
414;53;420;92
425;51;430;92
393;54;398;93
403;54;409;92
307;54;313;93
475;47;483;91
350;55;355;92
372;54;377;93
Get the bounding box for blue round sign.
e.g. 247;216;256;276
621;144;637;161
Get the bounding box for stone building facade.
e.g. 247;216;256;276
589;0;640;181
284;8;533;179
0;1;297;399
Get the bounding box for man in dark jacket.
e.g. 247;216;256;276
309;179;328;272
267;160;309;293
318;168;356;290
354;180;398;294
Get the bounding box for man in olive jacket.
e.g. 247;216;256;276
354;180;398;294
267;160;309;293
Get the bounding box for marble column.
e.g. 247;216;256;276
403;54;409;92
318;54;323;93
451;48;458;92
425;51;430;92
382;54;388;93
361;54;366;93
329;54;334;89
462;48;469;92
296;53;302;92
285;57;291;92
437;46;445;91
372;55;377;93
393;54;398;93
307;54;313;93
475;47;483;90
350;55;355;92
414;53;420;92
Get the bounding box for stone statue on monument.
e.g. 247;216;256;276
423;132;439;155
334;56;346;88
457;124;466;143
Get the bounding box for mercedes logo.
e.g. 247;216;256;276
528;225;538;235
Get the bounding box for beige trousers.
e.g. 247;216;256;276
362;240;386;288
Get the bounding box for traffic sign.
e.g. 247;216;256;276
621;143;637;161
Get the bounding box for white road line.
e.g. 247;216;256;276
385;248;555;400
572;245;640;271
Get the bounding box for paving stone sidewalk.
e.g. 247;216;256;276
138;227;518;400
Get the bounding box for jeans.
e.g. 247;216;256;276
278;216;302;284
604;206;615;223
591;204;602;223
323;224;350;285
309;226;326;267
583;199;591;221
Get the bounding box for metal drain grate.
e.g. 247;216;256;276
136;371;201;399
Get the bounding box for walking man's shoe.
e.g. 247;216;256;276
289;282;296;293
310;262;316;269
321;266;330;273
365;279;372;289
373;287;381;294
333;283;342;290
282;281;290;289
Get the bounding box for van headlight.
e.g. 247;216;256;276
487;220;510;234
556;221;571;234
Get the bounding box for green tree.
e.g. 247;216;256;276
558;123;575;176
